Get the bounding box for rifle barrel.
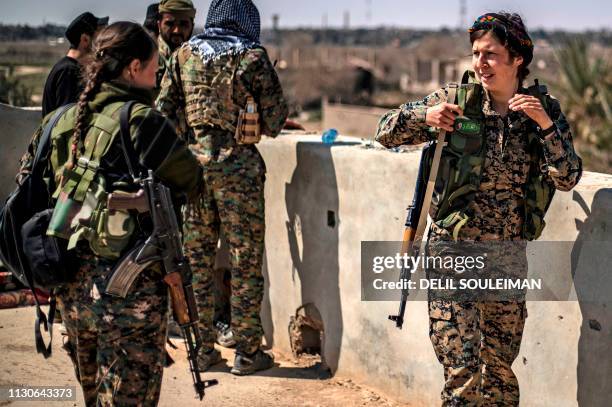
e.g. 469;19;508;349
388;143;432;329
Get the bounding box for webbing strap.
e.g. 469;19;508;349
73;166;96;201
29;104;73;358
446;183;477;206
92;132;112;159
452;214;470;241
457;86;467;111
70;103;123;201
48;107;77;187
91;103;125;159
119;101;139;180
57;168;81;198
67;226;87;250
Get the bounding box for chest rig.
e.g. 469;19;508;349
46;102;142;259
423;71;555;241
175;46;261;144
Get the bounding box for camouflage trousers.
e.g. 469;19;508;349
429;300;527;407
184;153;266;355
56;247;168;407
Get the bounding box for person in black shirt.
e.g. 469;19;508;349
144;3;160;36
42;12;108;117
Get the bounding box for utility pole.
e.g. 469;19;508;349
272;14;279;31
459;0;467;29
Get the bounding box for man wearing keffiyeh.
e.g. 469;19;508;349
157;0;288;376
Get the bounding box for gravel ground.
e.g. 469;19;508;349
0;307;400;407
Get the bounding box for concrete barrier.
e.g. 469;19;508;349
0;103;41;203
1;104;611;406
257;134;612;406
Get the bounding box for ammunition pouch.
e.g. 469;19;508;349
522;133;555;240
425;74;486;239
46;102;138;259
425;71;555;241
234;96;261;144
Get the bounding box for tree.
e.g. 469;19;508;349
0;67;32;107
554;37;612;173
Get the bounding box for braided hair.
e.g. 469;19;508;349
69;21;157;168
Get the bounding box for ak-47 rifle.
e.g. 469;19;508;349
388;84;458;329
105;170;218;400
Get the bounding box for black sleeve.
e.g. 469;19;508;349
130;108;202;197
42;74;56;117
54;66;81;108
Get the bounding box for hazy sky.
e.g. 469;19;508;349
2;0;611;31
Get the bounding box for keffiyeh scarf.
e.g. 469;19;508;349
188;0;261;62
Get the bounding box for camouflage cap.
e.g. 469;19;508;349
158;0;196;18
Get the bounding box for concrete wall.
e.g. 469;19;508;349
256;135;612;407
1;104;611;406
0;103;40;203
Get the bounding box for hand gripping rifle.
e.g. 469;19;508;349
389;84;458;329
102;102;217;399
104;170;218;400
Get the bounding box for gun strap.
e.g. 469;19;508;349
29;103;74;358
119;101;139;181
413;84;459;246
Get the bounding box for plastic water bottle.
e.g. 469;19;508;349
322;128;338;144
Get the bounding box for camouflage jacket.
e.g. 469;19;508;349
156;45;288;164
376;87;583;241
19;81;202;199
156;35;174;88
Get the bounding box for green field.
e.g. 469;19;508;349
0;40;67;106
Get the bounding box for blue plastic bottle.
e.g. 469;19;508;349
322;128;338;144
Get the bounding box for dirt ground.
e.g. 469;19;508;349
0;307;400;407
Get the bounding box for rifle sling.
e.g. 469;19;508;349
413;84;459;246
119;101;139;181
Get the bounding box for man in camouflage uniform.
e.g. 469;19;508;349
157;0;288;375
156;0;195;87
376;12;582;406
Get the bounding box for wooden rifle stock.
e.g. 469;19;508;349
164;272;191;325
401;226;417;254
105;173;218;399
107;189;149;213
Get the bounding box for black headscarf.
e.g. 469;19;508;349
205;0;261;43
188;0;261;61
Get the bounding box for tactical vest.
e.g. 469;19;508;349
175;45;258;136
424;71;555;241
45;102;146;259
